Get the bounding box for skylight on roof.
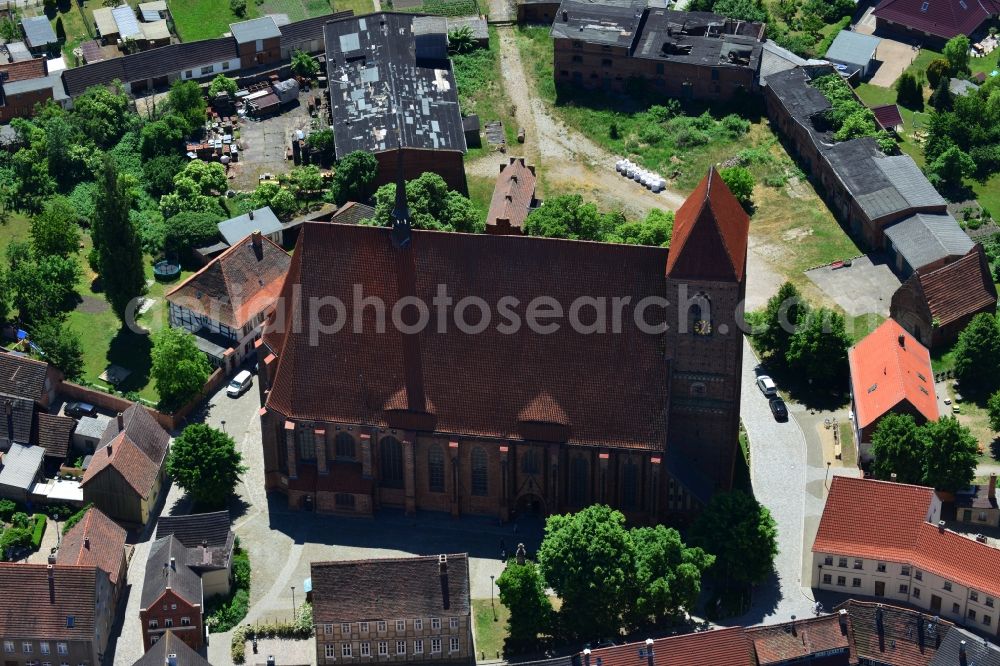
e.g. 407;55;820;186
920;1;929;10
868;383;878;393
959;0;967;8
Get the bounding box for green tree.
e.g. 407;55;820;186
953;312;1000;397
143;154;188;198
926;144;975;190
250;181;298;220
925;58;950;88
160;159;227;217
230;0;247;17
72;82;131;148
330;150;378;205
55;16;65;41
929;75;953;111
6;242;80;325
920;417;978;492
30;196;81;258
371;173;484;233
139;114;186;160
943;34;970;75
689;490;777;586
290;50;319;78
288;165;324;201
448;26;476;54
630;525;714;627
719;166;754;209
150;326;212;410
869;412;925;484
92;155;146;322
0;265;9;325
755;281;809;360
11;147;56;212
208;74;238;99
786;307;851;388
167;80;207;135
605;209;674;247
496;557;552;655
166;423;247;508
524;194;617;241
537;505;635;641
30;317;84;379
895;71;924;111
988;389;1000;432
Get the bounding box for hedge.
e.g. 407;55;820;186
814;16;852;59
62;503;93;535
30;514;46;550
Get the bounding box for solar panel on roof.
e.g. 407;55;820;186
920;1;929;10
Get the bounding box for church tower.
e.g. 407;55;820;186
664;167;750;496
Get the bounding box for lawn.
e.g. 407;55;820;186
454;26;518;158
838;420;857;468
847;312;886;343
331;0;376;16
467;174;495;224
168;0;260;42
472;598;509;661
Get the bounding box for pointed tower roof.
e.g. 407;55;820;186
666;167;750;282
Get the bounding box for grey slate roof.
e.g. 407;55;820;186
760;40;810;84
156;511;235;571
324;12;467;155
0;442;45;491
929;627;1000;666
21;16;57;48
278;10;352;50
550;0;646;48
112;5;142;40
4;72;68;101
230;16;281;44
217;206;282;245
132;630;210;666
0;352;48;401
3;397;36;446
824;30;880;69
142;535;204;609
634;10;765;71
5;41;32;61
884;212;973;271
75;413;111;440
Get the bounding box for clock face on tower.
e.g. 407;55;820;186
693;319;712;336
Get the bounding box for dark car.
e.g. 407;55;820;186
769;397;788;421
64;401;97;418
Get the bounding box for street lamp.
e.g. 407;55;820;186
291;586;296;620
490;575;497;622
221;420;227;434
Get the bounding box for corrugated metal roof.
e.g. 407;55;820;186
875;155;947;210
93;7;118;37
21;16;57;48
230;16;281;44
138;0;167;22
884;212;972;271
0;443;45;491
217;206;282;245
824;30;881;68
112;5;142;40
5;41;32;62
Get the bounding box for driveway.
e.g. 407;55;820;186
805;255;900;318
869;38;921;88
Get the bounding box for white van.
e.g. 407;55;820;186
227;370;253;398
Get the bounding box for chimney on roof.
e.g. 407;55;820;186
875;605;884;636
267;657;276;666
960;640;967;660
117;412;124;432
439;554;450;610
48;563;55;603
645;638;654;666
167;654;178;666
898;334;905;348
48;551;56;565
990;473;996;500
891;473;898;482
249;209;255;220
106;442;112;457
838;609;848;635
562;9;568;20
84;537;90;549
938;520;946;533
170;557;176;571
583;648;591;666
790;615;797;636
251;229;263;256
4;399;12;442
511;174;518;184
516;543;526;566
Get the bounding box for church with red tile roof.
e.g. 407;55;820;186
256;167;749;523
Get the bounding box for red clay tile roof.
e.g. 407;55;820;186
486;157;537;232
82;432;161;498
912;245;997;328
132;630;210;666
263;223;672;450
587;626;755;666
872;103;904;130
311;554;470;621
167;233;291;329
666;167;750;281
98;403;169;467
57;507;127;585
872;0;999;40
0;57;46;83
35;412;76;458
814;477;1000;598
0;562;98;640
748;615;850;664
848;318;938;429
840;599;952;666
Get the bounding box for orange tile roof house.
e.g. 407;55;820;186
812;476;1000;637
848;318;938;461
56;506;129;604
891;244;997;349
167;230;290;373
747;614;851;665
485;158;538;235
81;405;170;527
584;626;755;666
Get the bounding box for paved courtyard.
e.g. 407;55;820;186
805;255;900;318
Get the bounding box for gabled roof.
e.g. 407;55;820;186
57;507;127;585
166;231;290;329
132;630;211;666
0;351;48;402
587;626;755;666
35;412;76;458
0;57;46;83
277;10;352;50
230;15;281;43
486;157;537;232
848;318;938;429
666;167;750;281
884;212;972;272
141;535;203;609
840;599;952;665
217;206;283;246
312;554;470;622
0;562;97;640
871;103;904;130
2;396;36;445
824;30;881;68
21;16;58;48
909;245;998;327
156;511;232;549
112;5;142;40
0;442;44;490
82;432;162;498
747;615;850;665
930;627;1000;666
872;0;999;41
98;403;170;465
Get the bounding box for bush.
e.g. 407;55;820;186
721;114;751;137
233;549;250;590
10;512;30;529
207;588;249;633
639;125;668;145
230;0;248;16
61;504;92;535
0;527;31;559
674;127;710;147
232;614;314;663
30;514;46;550
0;499;17;522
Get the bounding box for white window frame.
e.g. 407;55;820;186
342;623;351;634
57;644;68;655
22;642;33;653
450;637;460;653
149;619;158;629
431;638;442;653
40;643;50;655
3;641;13;654
360;642;371;656
431;618;441;630
450;617;458;629
414;618;423;630
396;620;405;632
360;622;369;633
414;639;424;654
378;641;388;656
325;644;335;658
342;643;353;657
377;621;387;632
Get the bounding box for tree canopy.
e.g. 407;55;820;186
869;412;925;484
942;35;970;75
785;307;851;388
166;423;247;508
30;196;81;259
290;50;319;78
496;556;552;655
719;166;754;209
208;74;238;99
330;150;378;205
689;490;778;586
370;172;483;233
30;317;84;380
167;80;208;135
72;82;131;148
921;417;978;493
953;313;1000;397
92;155;146;322
150;326;212;411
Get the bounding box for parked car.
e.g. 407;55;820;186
756;375;777;396
64;401;97;418
769;397;788;421
227;370;253;398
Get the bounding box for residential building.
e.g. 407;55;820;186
73;413;111;455
155;511;236;598
847;318;938;461
217;207;284;248
81;405;170;526
35;412;76;468
168;229;291;370
0;351;62;449
929;626;1000;666
871;0;1000;47
812;476;1000;636
584;626;755;666
955;473;999;529
324;12;469;194
552;5;765;101
747;613;851;665
132;630;210;666
257;167;749;522
0;562;116;666
21;16;58;55
0;442;45;501
838;599;952;665
890;244;998;348
486;157;538;235
0;58;68;123
230;16;282;69
311;554;473;665
139;536;205;653
823;31;881;79
56;507;129;605
517;0;561;24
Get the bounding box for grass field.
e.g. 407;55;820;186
454;27;518;158
472;598;509;661
168;0;260;42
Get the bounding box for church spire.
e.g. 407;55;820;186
390;141;412;250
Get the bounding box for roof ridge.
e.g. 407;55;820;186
705;167;739;278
